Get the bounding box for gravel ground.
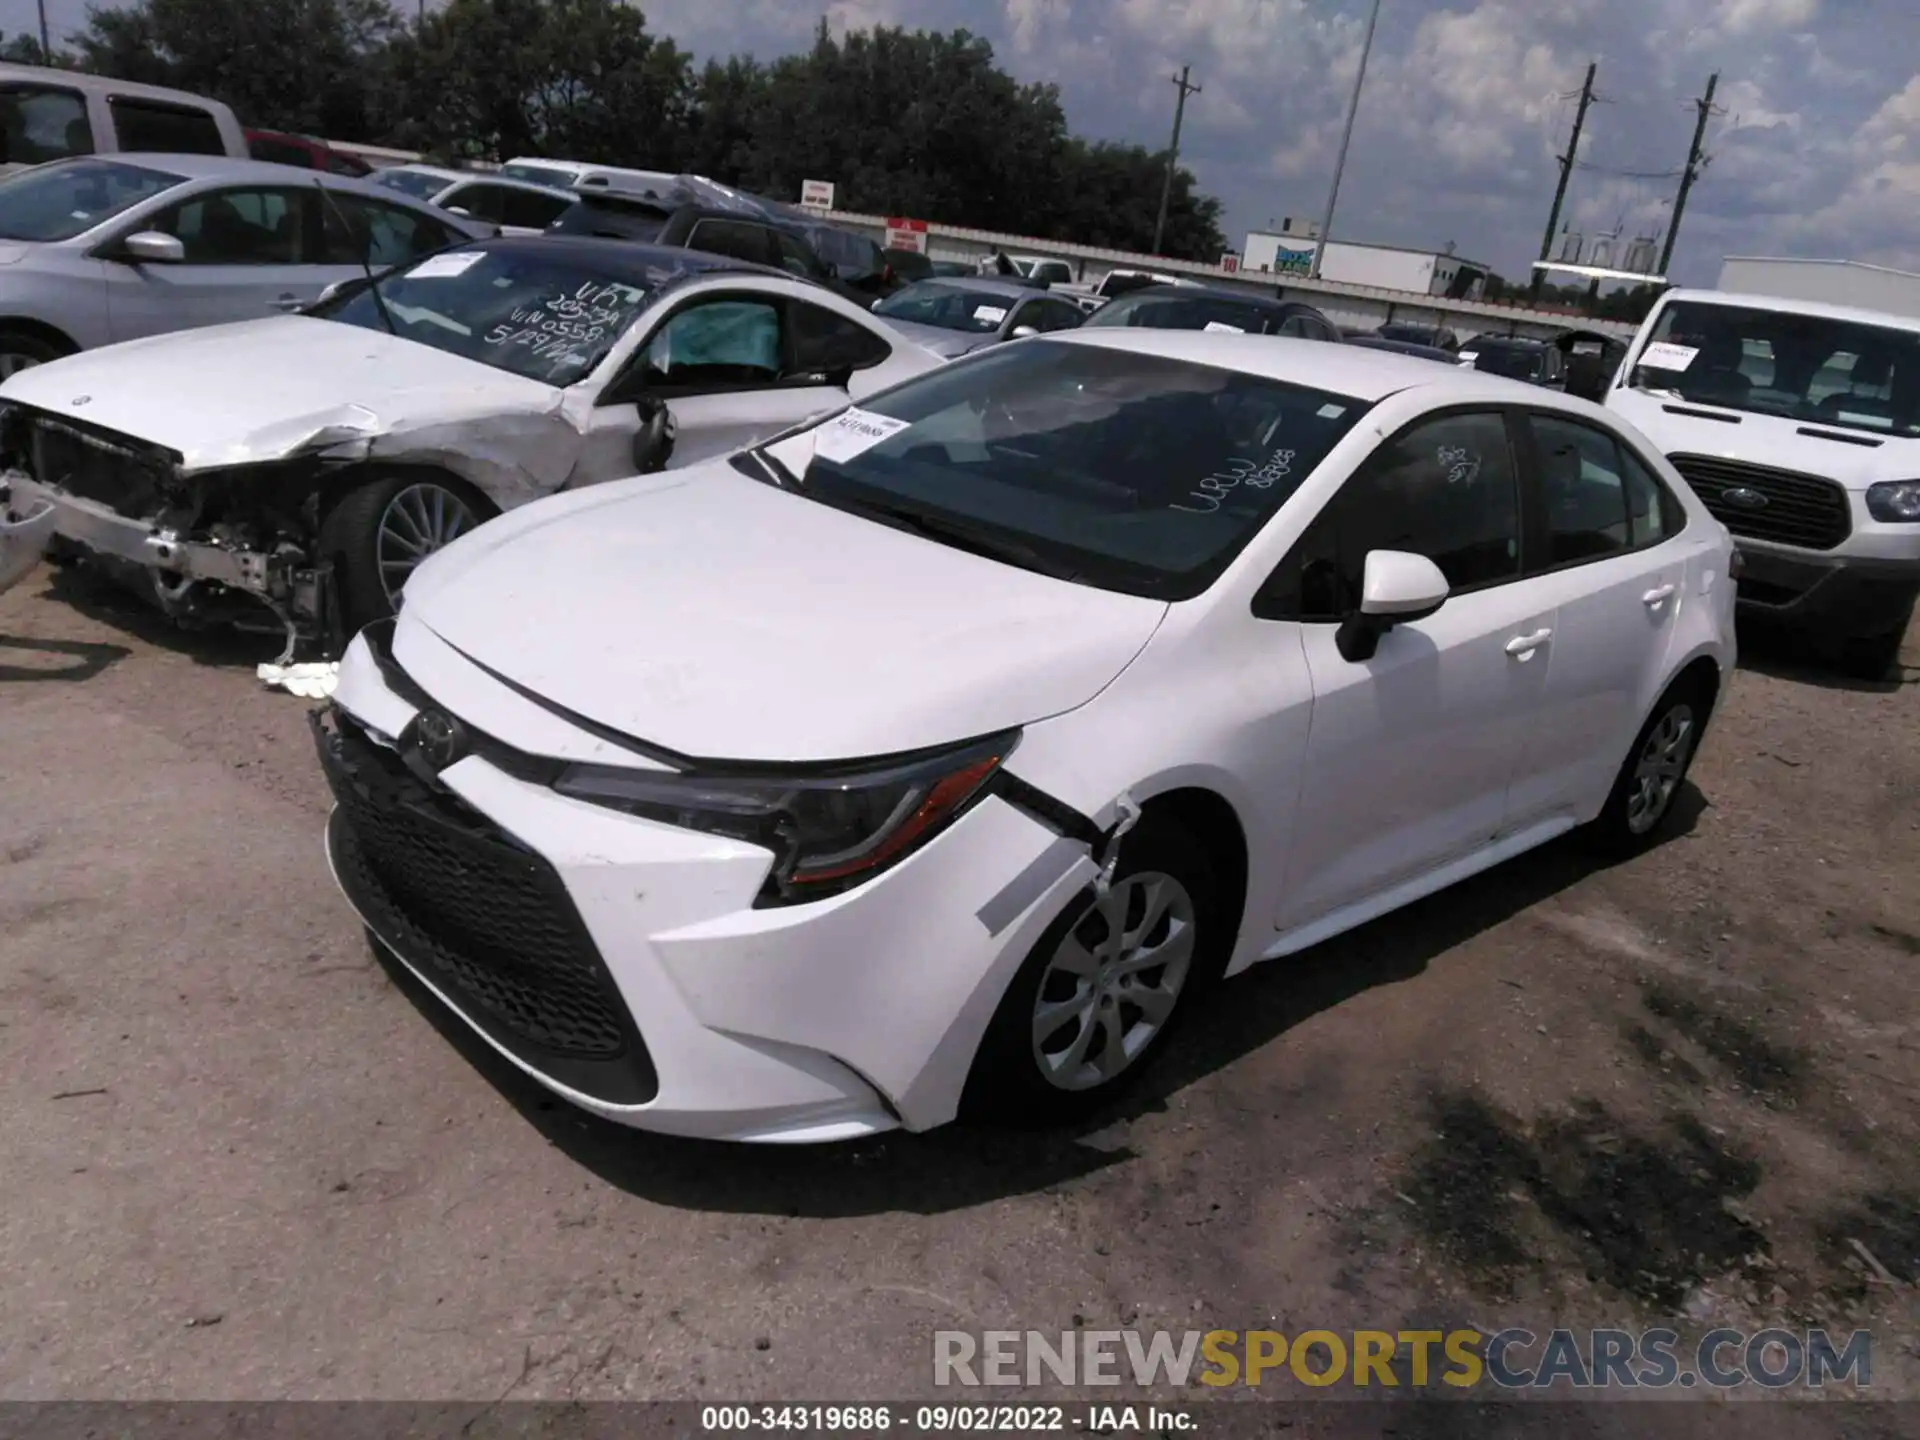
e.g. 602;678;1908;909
1;564;1915;1406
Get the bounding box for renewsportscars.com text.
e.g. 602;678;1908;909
933;1327;1872;1390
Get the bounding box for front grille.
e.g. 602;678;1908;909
1667;453;1852;552
21;412;168;514
315;707;657;1104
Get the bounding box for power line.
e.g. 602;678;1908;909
1576;162;1687;180
1152;64;1202;256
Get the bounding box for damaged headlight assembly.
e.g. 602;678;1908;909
552;732;1017;905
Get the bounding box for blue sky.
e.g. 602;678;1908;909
6;0;1917;285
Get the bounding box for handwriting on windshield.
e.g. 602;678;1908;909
1171;448;1297;514
481;280;647;366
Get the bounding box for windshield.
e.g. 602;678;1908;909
501;163;578;188
1471;344;1545;380
1083;290;1276;334
0;157;185;241
1629;299;1920;437
374;169;451;201
780;340;1370;599
875;283;1016;334
312;247;655;386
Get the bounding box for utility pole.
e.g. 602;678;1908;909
1309;0;1382;280
35;0;49;60
1152;65;1202;256
1531;61;1597;301
1657;72;1719;279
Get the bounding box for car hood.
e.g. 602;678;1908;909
1608;387;1920;489
875;317;997;358
0;317;562;472
404;461;1169;762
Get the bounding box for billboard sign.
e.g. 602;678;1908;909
800;179;835;212
884;217;928;254
1273;243;1316;276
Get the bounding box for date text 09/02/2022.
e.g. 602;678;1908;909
699;1404;1191;1432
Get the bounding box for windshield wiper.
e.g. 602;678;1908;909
815;487;1081;581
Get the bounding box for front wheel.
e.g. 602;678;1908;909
962;815;1224;1126
0;326;73;378
318;475;493;637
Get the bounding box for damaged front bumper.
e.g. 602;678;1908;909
5;469;328;659
0;482;56;595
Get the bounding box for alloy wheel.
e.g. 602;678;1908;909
1031;871;1196;1092
1626;702;1695;834
375;482;481;605
0;352;42;380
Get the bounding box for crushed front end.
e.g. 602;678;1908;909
0;401;339;659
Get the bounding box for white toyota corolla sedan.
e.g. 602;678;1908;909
316;330;1738;1143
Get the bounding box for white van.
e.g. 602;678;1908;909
0;63;246;176
1607;286;1920;678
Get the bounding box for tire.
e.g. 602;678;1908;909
317;474;493;637
0;326;73;379
1584;675;1711;858
961;814;1227;1127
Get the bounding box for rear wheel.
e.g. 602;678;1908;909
1584;675;1711;857
962;816;1225;1126
318;474;493;636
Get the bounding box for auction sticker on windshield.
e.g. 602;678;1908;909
973;305;1009;325
813;407;910;464
408;252;485;280
1203;321;1245;334
1640;342;1699;371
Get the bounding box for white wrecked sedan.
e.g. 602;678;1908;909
0;235;940;653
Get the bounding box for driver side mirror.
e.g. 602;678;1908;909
631;393;676;475
1335;550;1449;663
121;231;184;264
1010;325;1039;339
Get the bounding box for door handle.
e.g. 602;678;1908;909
1505;628;1553;656
268;295;304;312
1642;583;1677;606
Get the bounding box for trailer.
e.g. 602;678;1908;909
1719;257;1920;319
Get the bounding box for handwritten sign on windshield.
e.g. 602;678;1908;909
482;279;649;372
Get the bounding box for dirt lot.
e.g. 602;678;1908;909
1;564;1915;1408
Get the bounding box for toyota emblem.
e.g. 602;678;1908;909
409;709;468;771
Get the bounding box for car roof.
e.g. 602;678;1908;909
1658;286;1920;335
909;277;1050;300
75;153;418;194
380;162;470;183
1048;328;1553;403
454;233;781;285
1118;284;1315;312
1471;335;1545;349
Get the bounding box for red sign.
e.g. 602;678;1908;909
884;216;928;254
1221;253;1240;273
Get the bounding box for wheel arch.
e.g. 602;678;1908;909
315;460;503;528
0;316;80;357
1133;784;1250;979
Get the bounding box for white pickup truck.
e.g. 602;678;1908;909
1605;286;1920;678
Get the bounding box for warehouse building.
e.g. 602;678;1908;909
1242;218;1491;299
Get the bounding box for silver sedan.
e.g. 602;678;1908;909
0;153;492;376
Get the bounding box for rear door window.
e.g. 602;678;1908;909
438;182;505;224
500;187;571;230
321;195;454;266
0;86;94;165
686;218;775;266
109;99;226;156
789;299;891;374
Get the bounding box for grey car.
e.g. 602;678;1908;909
0;153;492;376
869;278;1085;359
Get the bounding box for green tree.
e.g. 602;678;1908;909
72;0;398;139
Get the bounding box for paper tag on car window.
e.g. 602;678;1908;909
812;407;911;465
1639;342;1699;371
1457;351;1479;365
1203;321;1244;333
407;252;485;280
973;305;1009;324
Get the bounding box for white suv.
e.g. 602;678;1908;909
316;332;1736;1142
1608;287;1920;678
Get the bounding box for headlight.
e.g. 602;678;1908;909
1866;480;1920;523
553;731;1017;906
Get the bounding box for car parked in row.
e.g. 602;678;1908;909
1346;334;1458;365
0;236;942;653
1373;321;1461;352
499;157;681;195
370;163;576;235
0;62;246;176
544;186;869;305
1461;335;1568;388
313;331;1735;1141
0;153;489;376
245;130;372;176
870;277;1085;358
1082;283;1341;341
